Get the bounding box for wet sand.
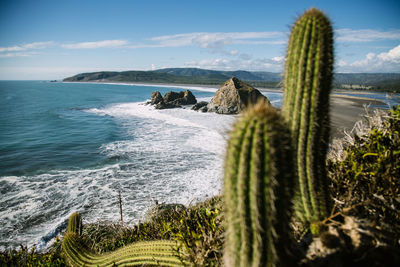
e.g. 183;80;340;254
330;94;385;138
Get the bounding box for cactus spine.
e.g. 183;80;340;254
62;213;187;266
224;102;295;267
282;8;333;223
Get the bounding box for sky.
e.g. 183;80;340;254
0;0;399;80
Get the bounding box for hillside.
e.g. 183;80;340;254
63;68;400;92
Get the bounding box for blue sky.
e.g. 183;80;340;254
0;0;399;79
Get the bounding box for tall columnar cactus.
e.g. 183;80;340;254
224;102;295;267
62;213;187;267
282;8;334;223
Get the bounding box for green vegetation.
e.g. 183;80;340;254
224;103;295;266
283;8;333;225
62;69;282;88
66;212;82;236
0;240;66;266
328;106;400;238
63;233;186;266
79;197;224;266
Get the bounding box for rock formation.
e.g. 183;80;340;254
207;77;270;114
191;101;209;112
150;91;163;105
150;90;197;109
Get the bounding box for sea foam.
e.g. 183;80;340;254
0;100;235;250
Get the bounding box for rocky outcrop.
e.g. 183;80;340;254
191;101;209;112
207;77;270;114
150;91;163;105
150;90;197;109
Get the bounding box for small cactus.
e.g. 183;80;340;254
62;213;187;266
66;212;82;236
282;8;334;223
224;102;295;267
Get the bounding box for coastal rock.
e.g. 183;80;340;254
182;90;197;105
155;102;182;109
207;77;270;114
191;101;209;112
163;90;197;105
150;90;197;109
150;91;164;105
164;91;182;103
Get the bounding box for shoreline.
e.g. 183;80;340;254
63;81;392;139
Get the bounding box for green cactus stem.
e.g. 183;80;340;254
62;213;187;267
282;8;334;223
66;212;82;236
224;102;295;267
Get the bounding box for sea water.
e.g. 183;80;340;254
1;81;398;250
0;81;283;250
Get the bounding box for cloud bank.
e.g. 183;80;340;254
336;29;400;43
1;29;399;74
185;55;285;72
338;44;400;72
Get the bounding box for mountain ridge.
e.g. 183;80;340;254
63;68;400;92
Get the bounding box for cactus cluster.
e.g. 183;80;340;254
61;8;334;267
224;102;295;267
282;7;333;223
223;7;334;266
62;213;187;266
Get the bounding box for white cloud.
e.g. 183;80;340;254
185;56;284;72
0;41;54;52
0;52;39;58
125;31;286;54
61;40;128;49
336;29;400;43
0;66;136;80
377;45;400;62
337;44;400;72
148;32;284;49
272;56;284;63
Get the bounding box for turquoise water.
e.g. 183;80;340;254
0;81;284;249
0;81;214;176
0;81;397;250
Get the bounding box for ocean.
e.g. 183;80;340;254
0;81;282;250
0;81;398;250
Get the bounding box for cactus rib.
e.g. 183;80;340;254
283;8;333;223
224;102;295;267
62;213;187;266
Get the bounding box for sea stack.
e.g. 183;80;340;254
207;77;270;114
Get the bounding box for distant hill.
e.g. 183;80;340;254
63;68;400;92
63;68;282;88
154;68;279;81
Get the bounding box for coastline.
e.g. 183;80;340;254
330;94;385;138
62;81;391;138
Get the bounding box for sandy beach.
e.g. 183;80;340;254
330;93;385;138
258;87;388;139
64;81;389;140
